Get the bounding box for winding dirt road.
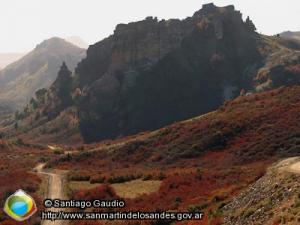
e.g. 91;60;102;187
35;164;66;225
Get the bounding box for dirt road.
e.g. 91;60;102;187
287;161;300;174
35;164;66;225
276;157;300;175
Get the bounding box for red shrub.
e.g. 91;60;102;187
74;184;117;200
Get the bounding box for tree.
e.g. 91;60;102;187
14;122;18;130
35;88;47;103
30;98;38;109
52;62;73;106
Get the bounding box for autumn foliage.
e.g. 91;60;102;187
53;85;300;225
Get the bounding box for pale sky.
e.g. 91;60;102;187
0;0;299;52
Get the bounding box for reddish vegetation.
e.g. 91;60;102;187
0;85;297;224
0;141;47;224
51;85;300;224
55;85;300;169
68;162;267;225
75;185;118;201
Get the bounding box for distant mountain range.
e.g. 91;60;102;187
8;3;300;143
0;37;86;110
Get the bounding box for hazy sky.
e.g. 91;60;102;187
0;0;299;52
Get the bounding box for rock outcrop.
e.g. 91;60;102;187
72;3;262;142
11;3;300;143
223;158;300;225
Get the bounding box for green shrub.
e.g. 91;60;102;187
143;174;153;181
69;173;90;181
188;203;208;213
8;138;24;145
53;149;63;155
90;175;106;184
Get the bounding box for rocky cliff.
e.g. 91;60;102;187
73;3;262;142
11;3;300;143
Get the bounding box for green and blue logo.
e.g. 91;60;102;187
4;189;37;221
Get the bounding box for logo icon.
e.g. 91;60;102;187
4;189;37;221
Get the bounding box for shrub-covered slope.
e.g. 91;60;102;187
48;85;300;225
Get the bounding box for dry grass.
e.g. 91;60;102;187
111;179;161;198
69;179;161;199
69;181;100;191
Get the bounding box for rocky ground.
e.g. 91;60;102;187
223;157;300;225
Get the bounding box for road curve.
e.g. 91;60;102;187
288;161;300;174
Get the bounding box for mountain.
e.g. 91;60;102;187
65;36;89;49
0;37;86;110
277;31;300;50
280;31;300;41
0;52;26;69
10;3;300;144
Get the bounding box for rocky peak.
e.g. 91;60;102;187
201;3;218;14
192;3;247;40
77;3;249;87
59;61;70;73
193;3;238;18
35;37;67;50
110;16;193;72
75;15;194;86
245;16;257;32
51;62;72;94
34;37;84;54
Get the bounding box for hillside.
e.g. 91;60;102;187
0;37;86;110
277;31;300;50
45;85;300;225
10;3;300;144
52;85;300;168
223;157;300;225
281;31;300;41
0;140;51;225
0;52;25;70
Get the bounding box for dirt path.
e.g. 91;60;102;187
34;164;66;225
276;157;300;175
287;161;300;174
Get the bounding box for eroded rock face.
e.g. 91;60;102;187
75;3;246;88
71;3;262;142
110;18;192;72
75;17;195;87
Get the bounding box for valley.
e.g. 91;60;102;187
1;83;299;224
0;2;299;225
